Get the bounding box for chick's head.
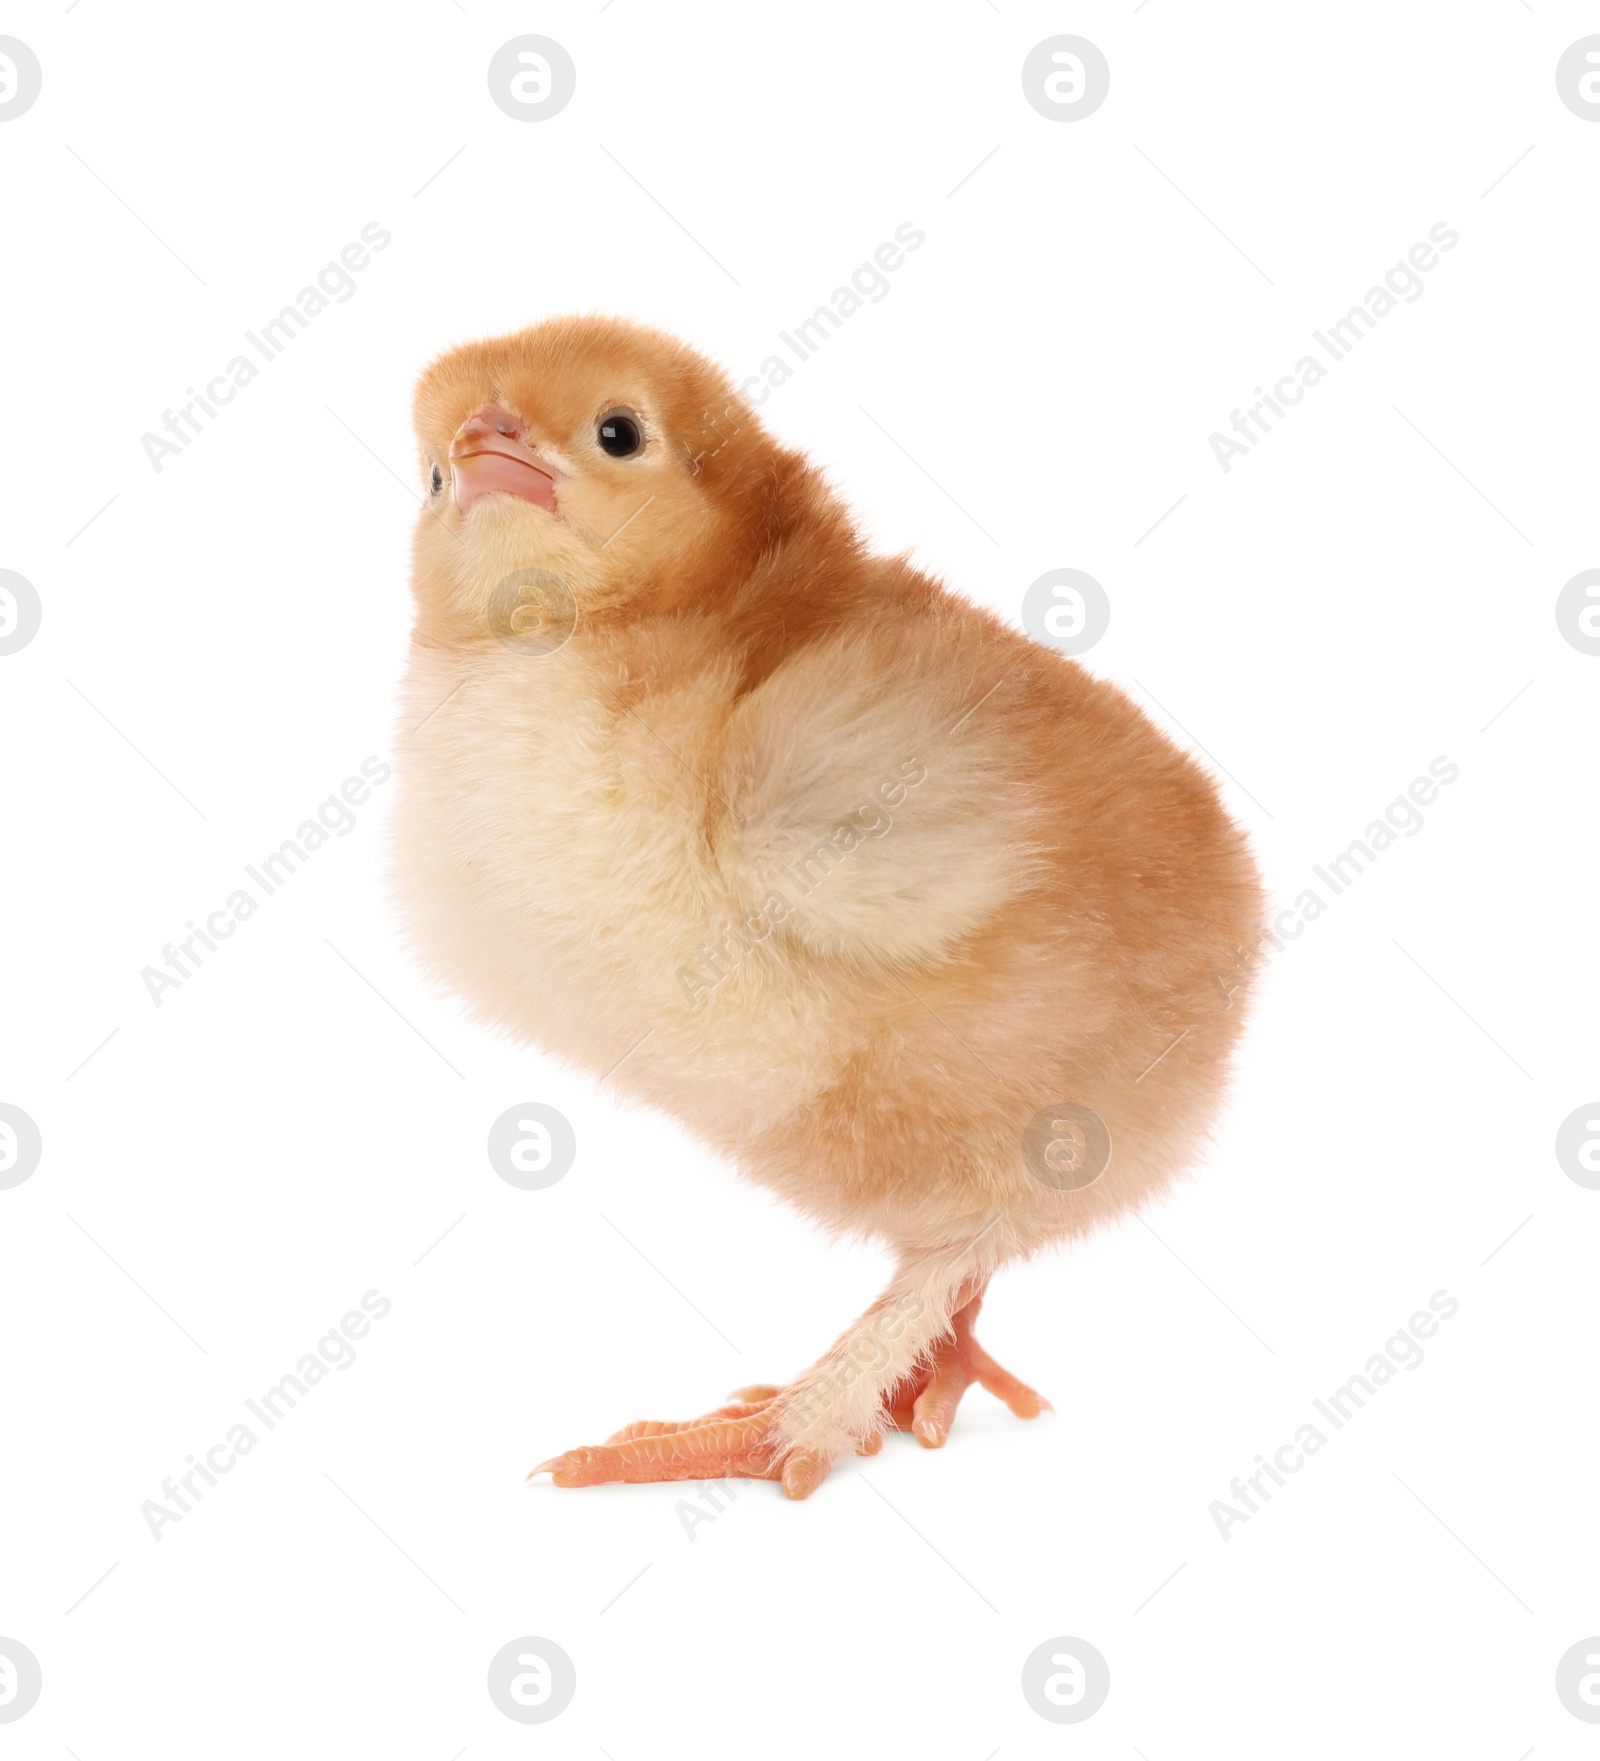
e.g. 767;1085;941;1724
409;316;796;646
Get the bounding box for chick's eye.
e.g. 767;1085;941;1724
597;409;643;458
429;463;444;496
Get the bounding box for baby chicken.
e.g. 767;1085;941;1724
393;317;1264;1499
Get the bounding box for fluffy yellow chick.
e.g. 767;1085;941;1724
392;317;1264;1499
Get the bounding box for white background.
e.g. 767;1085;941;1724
3;2;1597;1755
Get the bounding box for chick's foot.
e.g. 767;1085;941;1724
882;1294;1052;1449
528;1294;1046;1499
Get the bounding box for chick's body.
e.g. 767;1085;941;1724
394;318;1263;1496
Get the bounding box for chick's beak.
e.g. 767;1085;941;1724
449;404;561;516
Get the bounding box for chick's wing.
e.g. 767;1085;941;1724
712;618;1045;969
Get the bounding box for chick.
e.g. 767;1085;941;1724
393;317;1264;1499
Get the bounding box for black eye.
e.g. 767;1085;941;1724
597;409;643;458
429;463;444;496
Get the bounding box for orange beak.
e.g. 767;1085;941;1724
449;404;561;516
